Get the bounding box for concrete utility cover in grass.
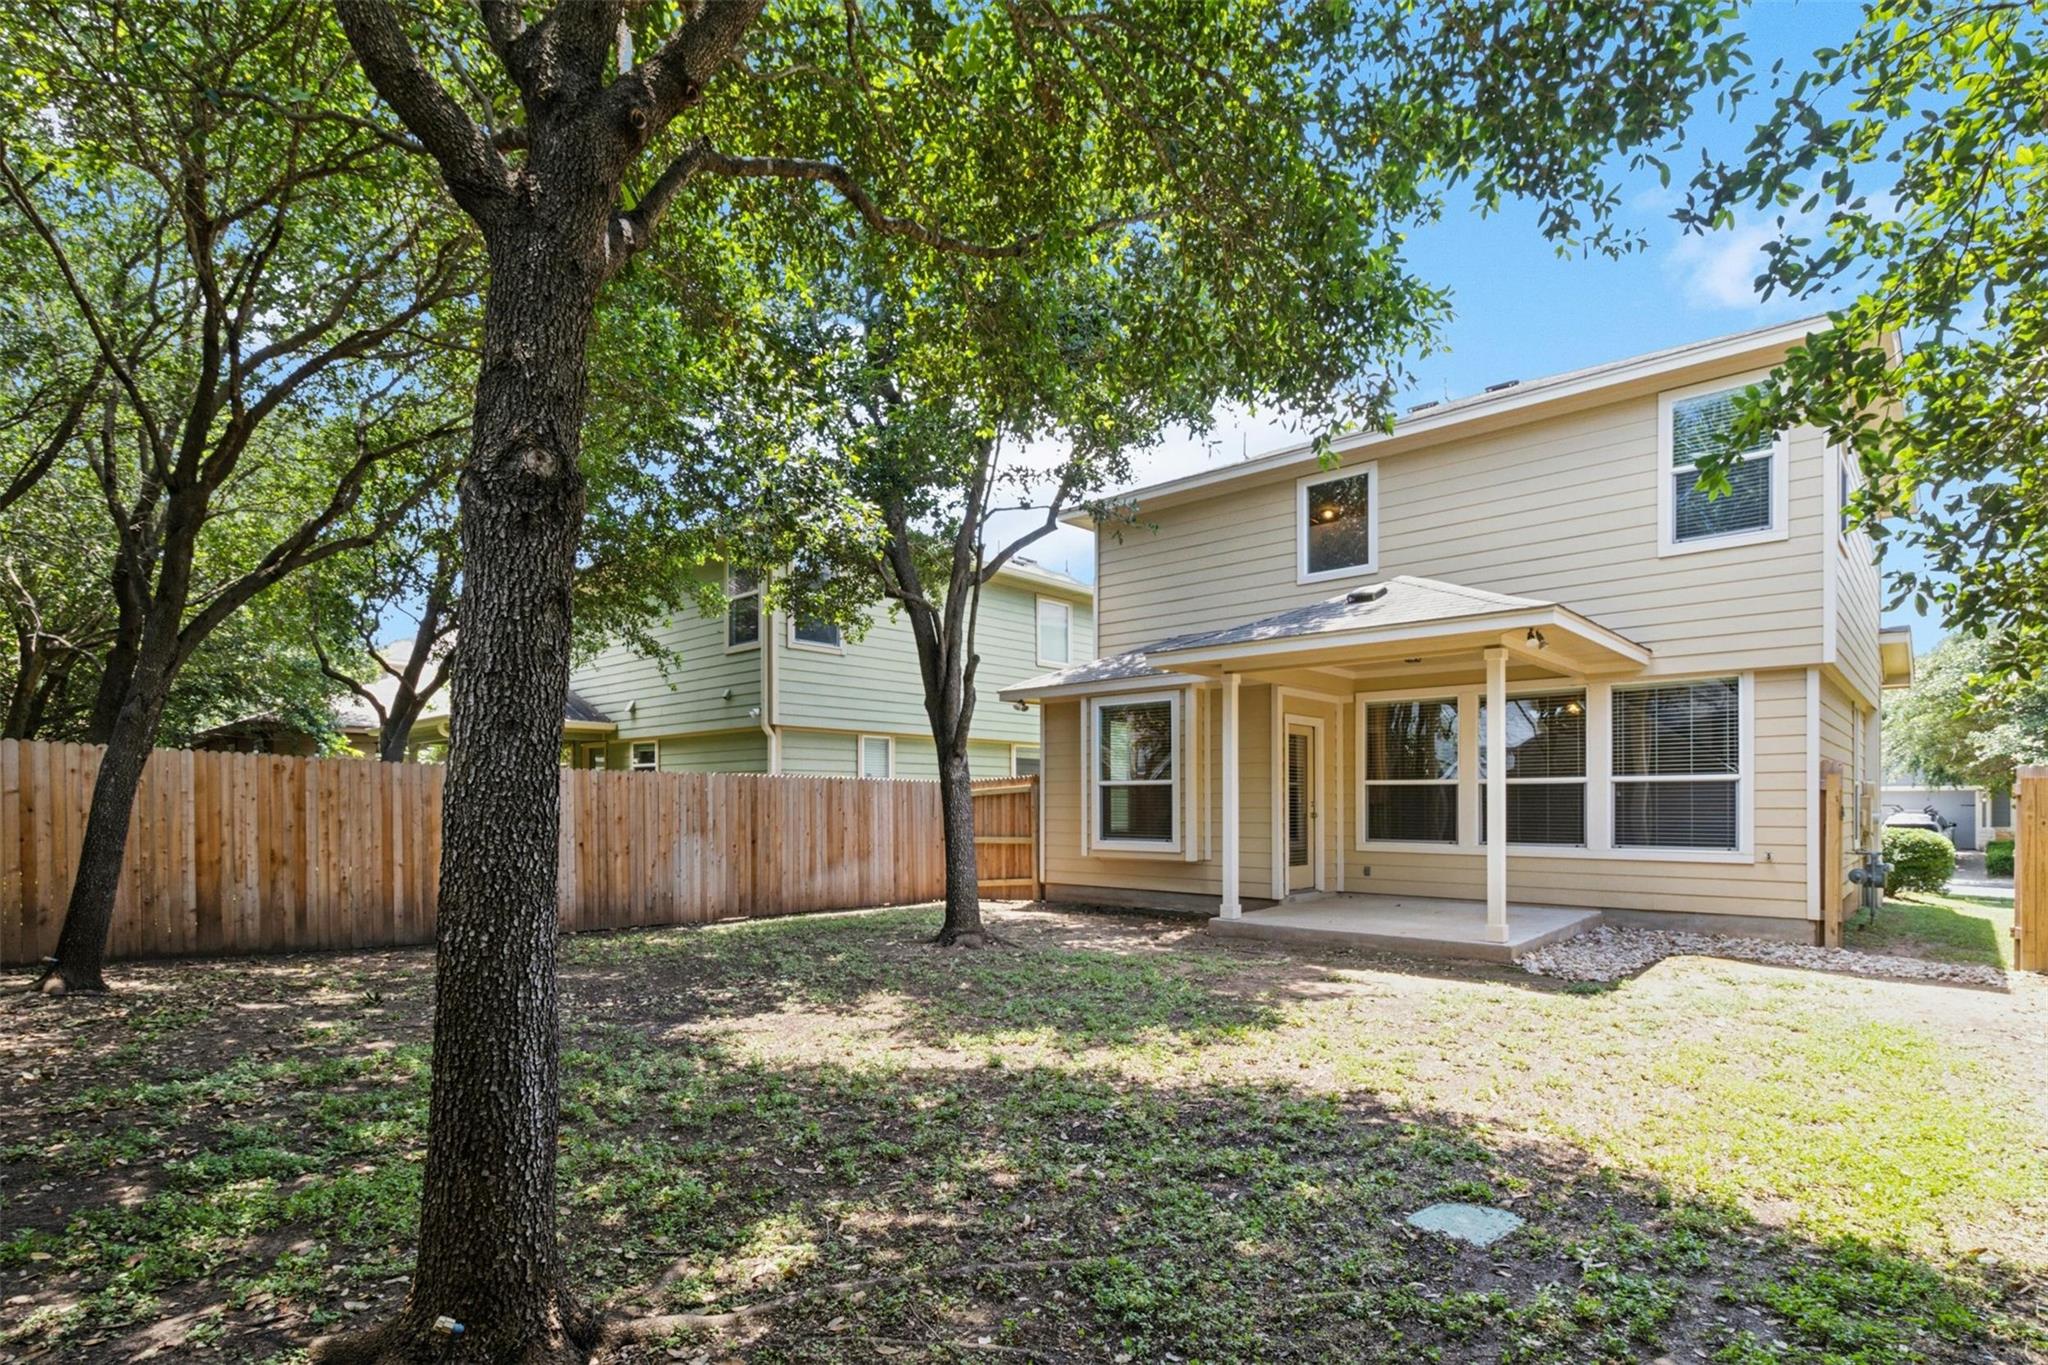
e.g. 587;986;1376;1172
1405;1203;1523;1247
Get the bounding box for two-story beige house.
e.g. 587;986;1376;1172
1001;318;1914;952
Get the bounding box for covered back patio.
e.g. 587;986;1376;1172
1012;576;1655;961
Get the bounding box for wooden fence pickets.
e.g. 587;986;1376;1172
0;738;1037;966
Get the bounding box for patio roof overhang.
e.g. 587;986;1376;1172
998;576;1649;702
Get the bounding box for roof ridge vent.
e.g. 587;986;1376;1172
1346;584;1389;604
1485;379;1521;393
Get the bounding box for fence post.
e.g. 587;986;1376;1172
2017;766;2046;973
1818;760;1844;948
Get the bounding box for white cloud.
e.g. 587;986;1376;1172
1665;220;1780;310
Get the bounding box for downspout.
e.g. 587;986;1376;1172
759;605;781;773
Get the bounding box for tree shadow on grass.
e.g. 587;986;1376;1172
1853;895;2009;969
5;916;2041;1362
557;902;1600;1054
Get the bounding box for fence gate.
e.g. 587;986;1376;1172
1818;760;1848;947
2018;766;2046;973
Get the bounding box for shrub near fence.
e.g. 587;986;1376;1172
0;739;1036;967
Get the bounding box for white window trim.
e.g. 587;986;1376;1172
1656;373;1790;558
723;566;762;653
857;733;895;779
1477;688;1590;849
627;740;661;772
1352;674;1754;862
1356;691;1461;847
1010;742;1041;778
787;614;846;654
1035;595;1073;667
1088;689;1183;853
1609;673;1753;856
1296;462;1380;585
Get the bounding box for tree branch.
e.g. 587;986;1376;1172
332;0;515;214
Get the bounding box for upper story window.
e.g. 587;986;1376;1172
792;617;843;650
1297;463;1378;583
1036;596;1072;666
1658;379;1788;555
726;567;761;650
1612;677;1741;850
1480;691;1587;846
1093;692;1179;849
1362;698;1458;843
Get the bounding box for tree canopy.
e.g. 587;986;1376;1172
1884;633;2048;790
1684;0;2048;684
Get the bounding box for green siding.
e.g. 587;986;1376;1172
775;574;1092;744
780;729;858;776
568;566;761;740
775;729;1024;780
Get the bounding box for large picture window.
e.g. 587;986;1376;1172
1612;678;1740;850
1662;384;1783;550
1480;691;1587;846
1095;694;1178;847
1297;464;1378;582
1363;698;1458;842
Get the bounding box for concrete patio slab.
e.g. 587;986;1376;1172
1205;893;1601;963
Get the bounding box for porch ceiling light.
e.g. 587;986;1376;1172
1525;627;1547;650
1313;503;1342;523
1563;698;1584;717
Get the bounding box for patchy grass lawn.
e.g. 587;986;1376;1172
3;905;2045;1363
1856;892;2016;968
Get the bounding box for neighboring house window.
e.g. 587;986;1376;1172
1013;745;1041;778
1612;677;1741;850
1479;691;1587;846
1660;382;1785;551
1094;693;1178;847
858;735;894;779
585;744;607;770
792;617;843;649
1838;449;1859;540
1296;464;1378;582
629;741;659;772
1362;698;1458;842
1036;596;1072;666
726;567;760;649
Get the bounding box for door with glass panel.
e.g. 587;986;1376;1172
1286;723;1317;891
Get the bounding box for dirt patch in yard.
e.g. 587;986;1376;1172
3;904;2044;1363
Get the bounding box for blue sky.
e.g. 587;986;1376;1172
995;0;1940;653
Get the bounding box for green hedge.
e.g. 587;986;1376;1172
1883;826;1955;895
1985;838;2015;878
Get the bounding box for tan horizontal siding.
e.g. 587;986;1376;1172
1097;389;1829;675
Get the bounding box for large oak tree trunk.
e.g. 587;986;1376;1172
315;222;601;1365
932;742;987;945
37;633;177;992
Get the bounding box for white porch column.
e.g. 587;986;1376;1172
1484;646;1509;943
1220;672;1242;919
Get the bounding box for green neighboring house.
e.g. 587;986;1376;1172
567;559;1094;779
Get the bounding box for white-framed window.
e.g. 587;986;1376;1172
1361;697;1458;843
725;566;761;651
1479;690;1587;846
629;741;659;772
858;734;894;779
1296;463;1379;584
1012;744;1041;778
1612;677;1741;850
790;615;843;651
1035;596;1072;666
1092;691;1180;850
1657;376;1789;555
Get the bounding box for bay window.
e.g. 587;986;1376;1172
1362;698;1458;842
1612;678;1740;850
1094;693;1179;848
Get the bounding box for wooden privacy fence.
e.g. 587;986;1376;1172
0;739;1038;966
2017;766;2045;973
